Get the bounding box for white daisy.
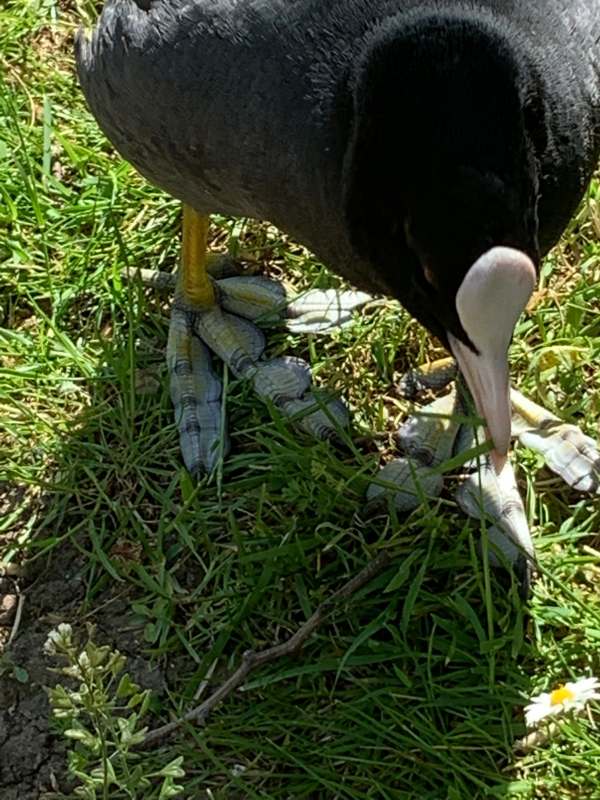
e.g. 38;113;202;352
524;676;600;727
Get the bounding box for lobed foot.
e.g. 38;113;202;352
383;359;600;597
399;360;600;496
369;383;535;596
131;266;370;473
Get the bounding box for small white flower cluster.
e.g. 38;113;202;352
43;623;73;656
525;676;600;727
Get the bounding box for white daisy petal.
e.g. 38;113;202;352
524;675;600;728
565;678;600;701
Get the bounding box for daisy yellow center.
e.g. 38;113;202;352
550;685;575;706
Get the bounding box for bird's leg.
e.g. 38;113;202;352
169;207;281;473
511;388;599;494
167;208;234;473
179;207;216;306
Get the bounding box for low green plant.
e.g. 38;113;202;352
45;624;185;800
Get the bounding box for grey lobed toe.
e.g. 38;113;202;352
456;458;536;598
518;423;600;494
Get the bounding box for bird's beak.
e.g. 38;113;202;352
448;333;511;469
447;247;536;469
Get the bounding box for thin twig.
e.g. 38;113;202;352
141;551;391;748
7;591;25;648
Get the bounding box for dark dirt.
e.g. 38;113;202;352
0;546;165;800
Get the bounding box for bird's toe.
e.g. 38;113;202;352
216;275;287;321
167;306;228;474
397;357;457;400
367;457;444;512
282;393;350;441
456;458;536;599
395;389;464;467
192;305;266;378
285;288;372;334
519;423;600;494
367;389;463;512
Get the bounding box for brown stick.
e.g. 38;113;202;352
141;551;391;748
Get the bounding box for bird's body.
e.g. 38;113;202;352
77;0;600;591
77;0;600;314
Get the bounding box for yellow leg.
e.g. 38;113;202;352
180;205;216;306
510;388;558;427
398;355;456;398
415;356;455;379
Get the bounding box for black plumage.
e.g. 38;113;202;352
76;0;600;349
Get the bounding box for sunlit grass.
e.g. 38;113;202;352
1;2;599;798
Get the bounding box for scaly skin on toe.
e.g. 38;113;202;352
511;388;600;494
368;390;461;513
167;207;226;474
167;308;226;474
391;360;600;597
397;356;457;399
456;456;536;600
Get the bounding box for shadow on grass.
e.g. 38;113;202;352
1;315;540;799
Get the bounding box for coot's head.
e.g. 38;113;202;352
344;11;540;462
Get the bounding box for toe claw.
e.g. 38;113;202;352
513;552;535;602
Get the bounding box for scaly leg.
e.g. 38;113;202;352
167;208;255;473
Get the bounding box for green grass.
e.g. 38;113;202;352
1;2;600;798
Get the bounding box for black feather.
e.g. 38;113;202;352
76;0;600;345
